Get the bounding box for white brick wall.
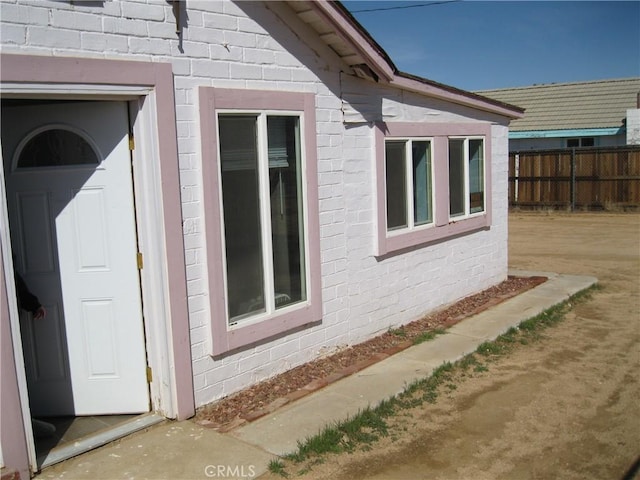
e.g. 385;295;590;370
1;0;510;409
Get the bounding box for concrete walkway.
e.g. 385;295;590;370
36;270;596;480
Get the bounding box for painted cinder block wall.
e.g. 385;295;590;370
0;0;509;410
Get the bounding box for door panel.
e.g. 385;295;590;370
16;191;56;273
82;299;118;376
24;303;66;382
2;101;149;416
73;188;110;270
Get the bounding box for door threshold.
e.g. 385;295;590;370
37;413;164;470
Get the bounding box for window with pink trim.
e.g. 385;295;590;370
385;138;434;232
375;123;492;257
199;88;322;356
448;137;486;219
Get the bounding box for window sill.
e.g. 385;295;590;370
212;301;322;358
377;213;490;257
448;209;486;223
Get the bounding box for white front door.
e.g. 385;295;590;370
2;100;149;416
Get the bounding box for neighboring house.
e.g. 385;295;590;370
479;78;640;151
0;1;522;477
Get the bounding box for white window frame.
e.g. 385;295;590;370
448;136;486;221
216;110;310;329
199;87;322;357
384;137;435;235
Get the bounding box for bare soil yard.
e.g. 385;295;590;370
260;212;640;480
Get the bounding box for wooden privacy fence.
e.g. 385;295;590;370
508;146;640;210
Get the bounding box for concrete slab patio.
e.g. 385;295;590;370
35;270;597;480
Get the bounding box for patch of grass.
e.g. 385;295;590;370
477;340;507;356
287;361;457;464
519;304;566;332
414;362;454;404
287;403;396;463
500;326;520;343
375;397;397;417
518;284;598;336
280;286;597;473
288;363;460;463
457;354;490;374
431;361;454;380
476;286;597;359
413;328;446;345
389;326;407;338
295;426;343;460
518;317;539;332
458;353;481;370
268;459;288;477
474;363;489;373
339;408;387;448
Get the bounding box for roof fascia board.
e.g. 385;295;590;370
510;127;624;139
391;74;525;120
307;1;396;82
298;2;524;119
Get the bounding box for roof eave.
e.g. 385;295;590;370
306;2;525;120
307;1;396;82
393;72;526;120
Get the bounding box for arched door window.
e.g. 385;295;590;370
14;127;100;170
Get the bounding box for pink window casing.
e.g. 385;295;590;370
199;87;322;356
375;122;493;257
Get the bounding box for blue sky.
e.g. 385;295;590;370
341;1;640;91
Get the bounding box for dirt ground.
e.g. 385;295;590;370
260;212;640;480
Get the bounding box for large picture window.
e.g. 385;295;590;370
385;139;433;232
200;88;321;356
219;114;306;324
449;137;485;218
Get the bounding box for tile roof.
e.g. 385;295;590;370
477;78;640;132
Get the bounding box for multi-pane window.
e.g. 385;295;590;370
566;137;594;148
448;137;485;218
218;113;306;325
375;124;491;257
385;139;433;232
